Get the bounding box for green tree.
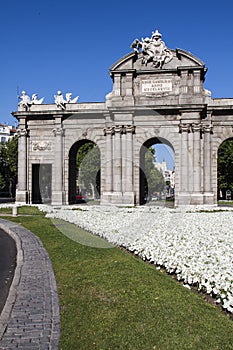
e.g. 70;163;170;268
76;142;100;198
144;147;165;198
0;136;18;197
0;143;8;192
218;139;233;197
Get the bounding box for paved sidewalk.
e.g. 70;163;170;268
0;219;60;350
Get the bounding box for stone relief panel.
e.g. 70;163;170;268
32;141;51;151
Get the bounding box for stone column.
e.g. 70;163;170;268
191;123;203;204
113;73;121;97
113;125;122;193
203;125;214;204
177;123;191;205
16;127;29;203
104;127;114;192
193;70;201;94
192;124;201;191
125;125;135;192
120;125;135;204
52;120;65;205
121;127;127;194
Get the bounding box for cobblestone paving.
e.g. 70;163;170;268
0;219;60;349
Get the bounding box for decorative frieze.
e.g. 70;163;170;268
104;125;135;136
32;141;51;151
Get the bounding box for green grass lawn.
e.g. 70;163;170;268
1;206;233;349
218;200;233;207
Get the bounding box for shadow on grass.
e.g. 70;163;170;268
1;207;233;350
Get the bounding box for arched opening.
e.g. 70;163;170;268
217;137;233;203
69;140;101;204
140;137;175;205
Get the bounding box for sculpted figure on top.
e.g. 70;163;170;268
131;29;173;68
54;91;79;110
18;91;44;110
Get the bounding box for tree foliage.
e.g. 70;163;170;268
76;142;100;198
0;136;18;197
218;139;233;196
144;147;165;197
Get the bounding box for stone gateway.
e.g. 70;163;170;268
13;29;233;206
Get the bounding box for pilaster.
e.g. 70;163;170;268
202;124;215;204
16;127;29;204
101;124;135;205
52;117;65;205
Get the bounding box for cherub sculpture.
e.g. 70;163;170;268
18;91;31;109
54;91;67;109
54;90;79;109
18;91;44;109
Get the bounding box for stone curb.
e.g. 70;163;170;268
0;219;60;349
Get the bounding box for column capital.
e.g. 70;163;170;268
201;124;213;134
17;128;29;137
179;123;191;133
125;125;135;134
114;125;124;134
52;127;64;136
103;126;115;136
191;123;201;133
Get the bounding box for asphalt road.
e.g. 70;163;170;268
0;229;16;314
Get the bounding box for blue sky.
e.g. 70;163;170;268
1;0;232;168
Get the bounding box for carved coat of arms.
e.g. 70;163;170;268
131;29;173;68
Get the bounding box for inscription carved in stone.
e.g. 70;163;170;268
141;79;172;93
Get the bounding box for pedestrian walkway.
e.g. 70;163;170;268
0;219;60;349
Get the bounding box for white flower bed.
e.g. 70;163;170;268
2;203;233;313
38;204;233;314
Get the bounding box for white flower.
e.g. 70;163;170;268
33;204;233;314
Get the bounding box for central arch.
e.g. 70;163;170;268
68;139;101;204
140;137;175;205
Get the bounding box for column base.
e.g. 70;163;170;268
190;193;205;205
176;192;204;206
176;192;216;206
203;192;216;205
15;190;29;204
175;192;192;206
51;191;65;206
101;191;135;206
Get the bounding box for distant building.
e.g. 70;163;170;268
0;123;17;143
155;160;175;195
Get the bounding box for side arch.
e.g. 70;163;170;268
68;139;101;204
217;137;233;201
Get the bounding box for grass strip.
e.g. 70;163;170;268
1;207;233;350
